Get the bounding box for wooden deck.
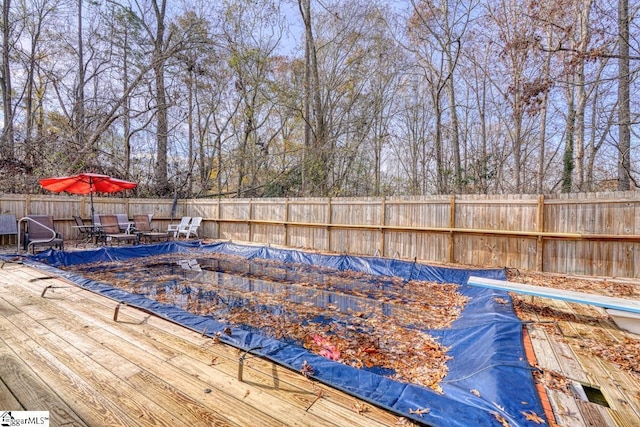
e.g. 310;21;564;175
0;261;402;427
516;294;640;427
1;256;639;426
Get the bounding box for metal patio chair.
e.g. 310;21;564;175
133;214;169;244
99;214;138;246
20;215;64;253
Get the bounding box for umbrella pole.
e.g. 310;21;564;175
90;191;94;224
89;176;95;225
89;178;98;244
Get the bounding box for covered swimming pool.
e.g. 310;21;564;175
26;241;547;426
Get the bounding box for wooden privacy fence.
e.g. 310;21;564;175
1;192;640;278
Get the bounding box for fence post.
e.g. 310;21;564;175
448;195;456;263
25;194;31;216
248;198;253;242
284;198;289;247
216;198;221;239
327;197;332;252
379;197;386;258
536;194;545;272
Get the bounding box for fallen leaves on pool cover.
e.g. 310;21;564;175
64;252;469;390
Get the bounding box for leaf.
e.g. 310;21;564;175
408;407;430;417
352;401;369;414
300;360;314;378
491;412;510;427
522;411;545;424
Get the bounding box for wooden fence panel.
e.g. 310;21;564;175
382;198;451;261
384;197;450;228
288;226;328;251
252;224;286;246
4;192;640;278
127;199;178;220
251;199;287;221
455;195;539;231
284;199;329;250
288;198;329;224
0;195;27;217
542;193;640;277
217;199;250;241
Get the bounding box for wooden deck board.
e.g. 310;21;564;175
0;346;87;426
0;263;404;426
520;295;640;426
8;312;186;427
0;317;138;426
546;388;586;427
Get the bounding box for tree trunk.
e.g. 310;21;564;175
434;101;445;194
617;0;630;190
152;0;169;195
122;27;131;179
537;29;552;194
154;59;169;194
187;65;194;197
24;13;42;168
1;0;14;160
445;47;461;193
573;0;593;191
563;85;575;193
299;0;327;196
76;0;87;158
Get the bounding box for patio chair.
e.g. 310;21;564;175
99;214;138;246
21;215;64;253
167;216;191;238
133;214;169;244
176;216;202;239
73;215;93;242
0;214;18;245
115;213;134;233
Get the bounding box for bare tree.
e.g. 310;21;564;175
1;0;15;159
618;0;631;190
298;0;327;195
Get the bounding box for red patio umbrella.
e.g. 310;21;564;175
39;172;137;223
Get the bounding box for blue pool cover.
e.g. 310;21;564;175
24;241;546;426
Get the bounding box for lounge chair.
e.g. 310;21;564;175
94;214;132;233
133;214;169;243
21;215;64;253
99;214;138;246
167;216;191;238
115;213;134;233
176;216;202;239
